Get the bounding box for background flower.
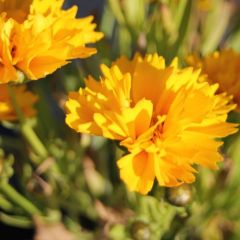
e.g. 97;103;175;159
0;84;37;121
0;0;103;83
187;49;240;110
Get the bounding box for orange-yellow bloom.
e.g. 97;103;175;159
65;53;237;194
0;0;103;83
197;0;212;11
0;84;37;121
187;49;240;110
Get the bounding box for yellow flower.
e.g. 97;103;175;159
187;49;240;110
0;17;20;83
65;53;237;194
197;0;212;11
0;84;38;121
0;0;103;83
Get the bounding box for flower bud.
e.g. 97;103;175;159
130;221;150;240
166;184;192;206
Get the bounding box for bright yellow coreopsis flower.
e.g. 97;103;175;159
0;84;37;121
197;0;212;11
187;49;240;109
0;0;103;83
65;54;237;194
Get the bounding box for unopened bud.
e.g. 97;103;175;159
130;221;150;240
166;184;192;206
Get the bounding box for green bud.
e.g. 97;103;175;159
16;70;27;83
130;221;151;240
166;184;192;206
0;151;14;184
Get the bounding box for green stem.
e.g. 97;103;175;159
201;2;231;55
21;122;48;159
0;212;32;228
0;194;14;212
108;0;125;25
175;0;188;30
0;183;41;216
8;84;48;159
227;133;240;160
168;0;192;61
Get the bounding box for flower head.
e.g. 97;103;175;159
65;53;237;194
0;84;37;121
197;0;212;11
0;0;103;83
187;49;240;109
